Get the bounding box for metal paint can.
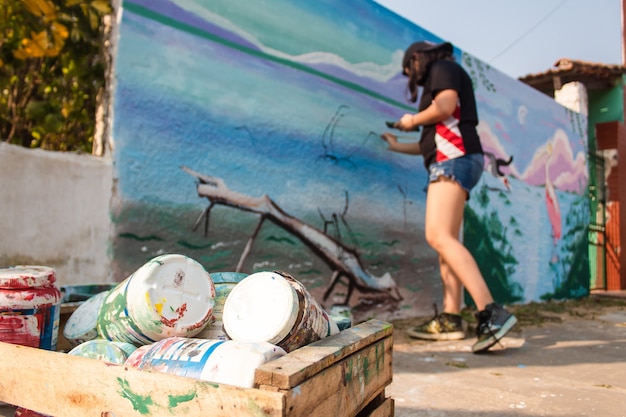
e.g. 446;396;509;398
124;336;286;388
222;270;338;353
0;266;61;351
97;254;216;346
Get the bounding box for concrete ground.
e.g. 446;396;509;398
1;294;625;417
388;294;626;417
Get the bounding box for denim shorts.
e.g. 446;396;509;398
427;153;484;198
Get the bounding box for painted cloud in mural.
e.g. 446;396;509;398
520;129;588;194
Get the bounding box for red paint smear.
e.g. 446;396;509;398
0;315;41;347
0;287;61;309
160;303;188;327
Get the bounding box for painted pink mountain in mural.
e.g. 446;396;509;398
519;129;588;194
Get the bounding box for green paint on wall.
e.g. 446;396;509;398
117;377;155;415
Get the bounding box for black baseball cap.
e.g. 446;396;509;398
402;41;453;70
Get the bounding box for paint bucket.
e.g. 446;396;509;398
196;271;248;340
222;270;338;353
0;266;61;351
68;339;137;364
124;336;286;388
97;254;216;346
63;289;110;347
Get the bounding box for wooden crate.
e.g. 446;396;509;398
0;319;393;417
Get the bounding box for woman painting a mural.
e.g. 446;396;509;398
380;40;517;353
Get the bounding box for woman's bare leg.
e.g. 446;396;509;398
439;257;463;314
425;178;493;311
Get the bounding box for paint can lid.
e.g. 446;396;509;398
0;265;56;289
125;254;217;340
63;290;110;346
222;271;299;344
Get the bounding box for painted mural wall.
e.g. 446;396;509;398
111;0;589;319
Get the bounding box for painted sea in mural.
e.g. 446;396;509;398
112;0;589;316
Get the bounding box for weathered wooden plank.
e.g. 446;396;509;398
255;319;393;389
0;342;285;417
0;319;394;417
282;335;393;417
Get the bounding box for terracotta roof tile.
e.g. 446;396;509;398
518;58;626;95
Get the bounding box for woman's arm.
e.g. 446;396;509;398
396;88;458;131
380;132;421;155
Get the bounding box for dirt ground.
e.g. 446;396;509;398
1;294;625;417
388;294;626;417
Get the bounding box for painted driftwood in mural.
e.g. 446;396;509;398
0;319;393;417
182;166;401;304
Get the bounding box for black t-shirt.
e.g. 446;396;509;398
417;59;483;169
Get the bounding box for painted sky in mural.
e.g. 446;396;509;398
112;0;588;305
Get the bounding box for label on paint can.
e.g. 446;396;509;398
125;336;286;388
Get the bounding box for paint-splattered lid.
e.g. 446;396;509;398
63;290;110;345
222;271;300;344
0;265;56;289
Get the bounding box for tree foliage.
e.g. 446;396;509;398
0;0;112;152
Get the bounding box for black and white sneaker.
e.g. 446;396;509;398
472;303;517;353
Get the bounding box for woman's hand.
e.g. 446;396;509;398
380;132;421;155
396;113;417;131
380;132;398;147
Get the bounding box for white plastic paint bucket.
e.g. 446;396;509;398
0;266;61;350
97;254;216;346
222;270;338;352
124;336;286;388
196;271;248;340
63;289;110;347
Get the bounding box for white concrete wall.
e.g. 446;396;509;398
0;143;113;285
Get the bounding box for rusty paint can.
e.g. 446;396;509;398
97;254;216;346
0;266;61;351
222;270;338;353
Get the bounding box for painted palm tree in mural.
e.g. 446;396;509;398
181;166;401;305
544;142;562;246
